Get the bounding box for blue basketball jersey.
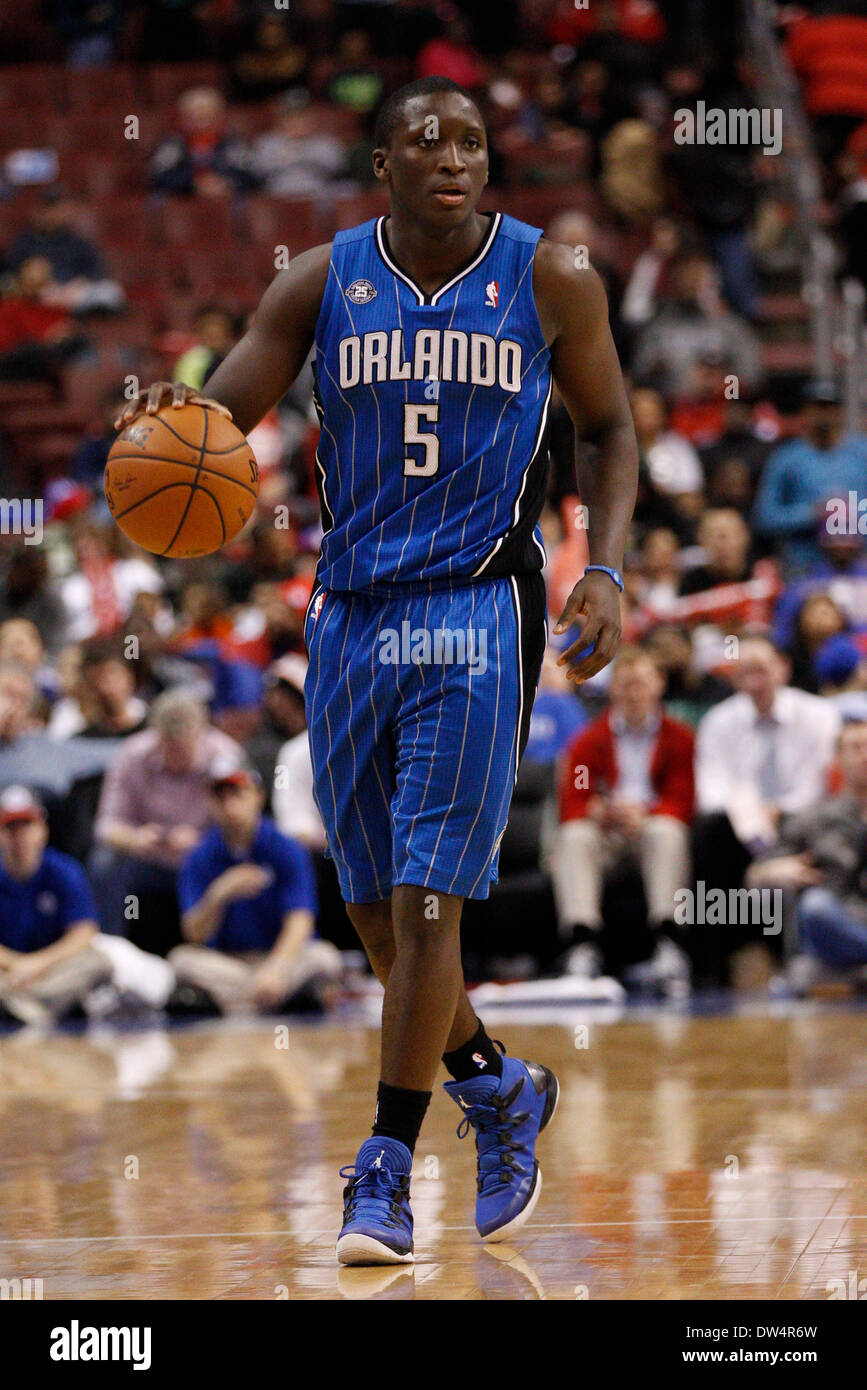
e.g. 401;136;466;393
311;212;552;592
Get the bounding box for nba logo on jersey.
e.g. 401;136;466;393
485;280;499;308
346;278;377;305
311;591;325;625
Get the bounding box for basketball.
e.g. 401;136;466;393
104;403;258;558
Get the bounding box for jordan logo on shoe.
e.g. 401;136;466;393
472;1052;488;1069
373;1150;386;1168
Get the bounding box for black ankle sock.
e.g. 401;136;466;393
372;1081;431;1154
442;1021;503;1082
652;918;691;954
569;923;596;948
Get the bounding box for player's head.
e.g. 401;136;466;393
372;77;488;225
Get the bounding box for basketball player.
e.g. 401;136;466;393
117;78;638;1265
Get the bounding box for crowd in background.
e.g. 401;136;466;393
3;0;867;1020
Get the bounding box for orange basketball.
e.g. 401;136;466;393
104;403;259;559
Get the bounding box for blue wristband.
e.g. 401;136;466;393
584;564;624;592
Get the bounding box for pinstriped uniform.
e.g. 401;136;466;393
305;213;550;902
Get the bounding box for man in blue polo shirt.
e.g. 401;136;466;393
0;785;109;1024
171;762;342;1013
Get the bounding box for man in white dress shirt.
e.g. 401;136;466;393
693;635;840;977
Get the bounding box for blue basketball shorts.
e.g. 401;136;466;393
303;573;546;904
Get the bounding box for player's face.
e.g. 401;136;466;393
376;94;489;226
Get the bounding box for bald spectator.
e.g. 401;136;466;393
148;87;260;198
92;691;241;953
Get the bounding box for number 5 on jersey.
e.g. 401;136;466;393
404;403;440;477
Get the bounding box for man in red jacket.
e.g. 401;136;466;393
552;645;695;993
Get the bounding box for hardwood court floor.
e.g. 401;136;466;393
1;1005;866;1300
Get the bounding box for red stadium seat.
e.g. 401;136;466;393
244;196;319;254
158;198;246;248
0;65;65;112
144;63;223;107
4;404;87;435
0;110;52;149
0;381;54;410
331;189;389;233
65;65;142;113
89;194;163;250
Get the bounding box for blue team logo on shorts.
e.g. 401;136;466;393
346;279;377;305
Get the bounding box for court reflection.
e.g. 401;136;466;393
0;1009;864;1298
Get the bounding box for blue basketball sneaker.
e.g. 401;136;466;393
336;1136;414;1265
444;1056;559;1242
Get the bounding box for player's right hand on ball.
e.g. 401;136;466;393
113;381;233;431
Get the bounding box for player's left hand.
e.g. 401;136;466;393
554;570;622;684
113;381;233;432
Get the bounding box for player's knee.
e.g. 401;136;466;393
391;885;462;939
348;895;397;961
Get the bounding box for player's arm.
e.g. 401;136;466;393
533;242;639;683
114;244;333;436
